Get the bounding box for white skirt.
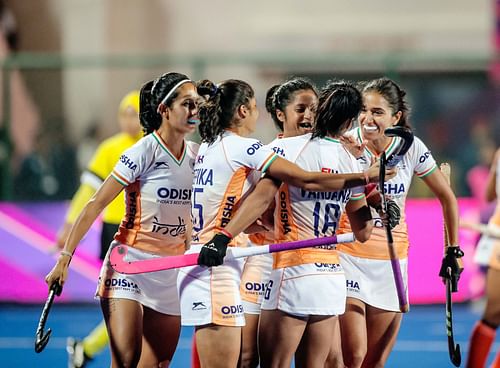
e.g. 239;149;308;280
177;244;246;327
260;262;346;317
96;241;180;315
339;252;408;312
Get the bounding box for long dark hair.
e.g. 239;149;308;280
312;80;362;139
361;77;411;128
196;79;254;144
139;72;191;135
265;77;318;132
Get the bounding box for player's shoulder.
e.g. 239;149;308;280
185;140;200;157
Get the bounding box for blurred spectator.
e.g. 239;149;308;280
12;122;78;200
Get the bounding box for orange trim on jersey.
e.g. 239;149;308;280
115;182;142;247
274;184;299;243
111;170;130;186
214;167;252;245
273;249;340;269
337;213;408;260
248;231;274;245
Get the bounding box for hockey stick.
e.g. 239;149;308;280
379;151;409;313
34;281;62;353
377;126;414;313
440;162;461;367
460;221;500;239
110;233;355;274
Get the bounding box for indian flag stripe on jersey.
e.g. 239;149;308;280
416;164;437;178
350;192;366;201
111;170;130;186
259;153;278;172
152;131;187;166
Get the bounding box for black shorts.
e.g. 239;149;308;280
100;222;118;260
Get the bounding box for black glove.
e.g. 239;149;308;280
439;246;464;292
385;199;401;229
197;233;231;267
374;199;401;229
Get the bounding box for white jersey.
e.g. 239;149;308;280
338;126;437;260
271;133;365;268
191;131;277;246
111;131;198;256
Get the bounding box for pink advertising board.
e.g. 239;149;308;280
406;198;484;304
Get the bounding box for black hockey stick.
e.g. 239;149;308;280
440;162;461;367
34;281;62;353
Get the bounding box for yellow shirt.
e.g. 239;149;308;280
66;132;141;225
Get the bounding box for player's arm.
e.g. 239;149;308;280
46;176;123;288
345;195;373;243
225;176;281;237
485;148;499;202
422;169;459;246
56;183;97;249
266;156;396;192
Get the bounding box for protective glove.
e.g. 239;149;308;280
384;199;401;230
197;233;231;267
439;246;464;292
370;197;401;230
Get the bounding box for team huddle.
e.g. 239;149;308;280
45;73;463;368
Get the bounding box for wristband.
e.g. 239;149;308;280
60;250;73;259
218;228;234;239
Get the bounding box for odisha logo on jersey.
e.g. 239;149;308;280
221;304;244;315
246;142;263;155
105;278;140;289
157;187;192;200
125;191;138;229
119;155;137;171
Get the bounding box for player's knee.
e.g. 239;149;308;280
343;349;366;368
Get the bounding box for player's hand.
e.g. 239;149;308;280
364;160;397;183
340;134;366;159
381;199;401;229
439;246;464;292
45;254;72;290
197;233;231;267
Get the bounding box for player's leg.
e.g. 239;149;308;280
362;305;402;368
294;315;338;368
324;319;344;368
466;267;500;368
258;309;307;368
138;306;181;367
196;324;241;368
100;297;143;367
339;297;368;368
240;313;260;368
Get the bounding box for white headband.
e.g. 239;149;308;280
156;79;192;113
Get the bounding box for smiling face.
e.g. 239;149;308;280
165;82;199;135
277;89;318;137
359;91;402;142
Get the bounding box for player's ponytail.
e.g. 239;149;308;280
198;79;254;144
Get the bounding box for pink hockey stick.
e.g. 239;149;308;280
110;233;355;274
